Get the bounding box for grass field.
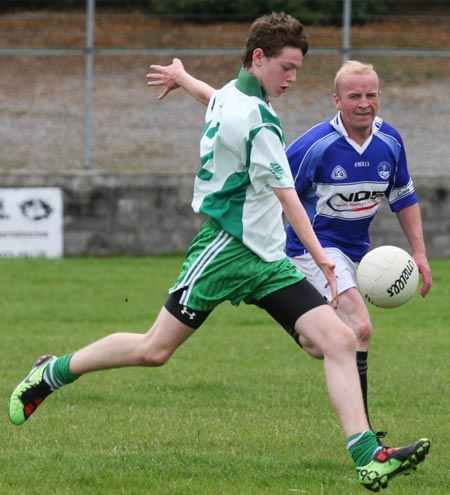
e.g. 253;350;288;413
1;256;448;495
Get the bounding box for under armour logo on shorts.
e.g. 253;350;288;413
181;306;197;320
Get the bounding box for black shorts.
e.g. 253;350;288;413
257;278;327;336
165;278;326;332
164;289;211;329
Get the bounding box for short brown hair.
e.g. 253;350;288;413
242;12;308;68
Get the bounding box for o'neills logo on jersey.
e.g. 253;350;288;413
387;259;416;298
377;161;391;179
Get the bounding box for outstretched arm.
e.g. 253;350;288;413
146;58;215;105
396;203;432;297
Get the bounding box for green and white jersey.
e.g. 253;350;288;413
192;67;295;262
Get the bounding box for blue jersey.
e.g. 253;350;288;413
285;113;418;262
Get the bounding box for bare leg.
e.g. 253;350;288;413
299;287;372;354
335;288;372;351
69;307;194;374
295;305;369;437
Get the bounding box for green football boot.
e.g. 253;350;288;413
9;355;57;426
357;438;431;492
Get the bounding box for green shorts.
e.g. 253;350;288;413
170;219;305;311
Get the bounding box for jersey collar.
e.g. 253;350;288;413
235;67;267;101
331;112;384;153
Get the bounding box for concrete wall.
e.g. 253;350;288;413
1;171;449;258
370;175;450;258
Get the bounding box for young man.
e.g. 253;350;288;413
10;13;429;492
146;59;432;436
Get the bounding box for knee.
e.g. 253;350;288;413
325;323;358;357
343;325;358;352
136;347;172;367
354;319;373;346
299;335;324;360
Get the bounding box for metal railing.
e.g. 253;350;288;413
2;0;450;169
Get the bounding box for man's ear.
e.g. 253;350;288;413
333;92;341;109
252;48;264;67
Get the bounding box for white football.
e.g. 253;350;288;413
356;245;419;308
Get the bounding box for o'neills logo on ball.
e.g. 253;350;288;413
387;259;416;297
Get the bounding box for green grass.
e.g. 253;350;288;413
1;256;448;495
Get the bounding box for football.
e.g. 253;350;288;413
356;245;419;308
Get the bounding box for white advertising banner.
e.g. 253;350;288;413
0;188;63;258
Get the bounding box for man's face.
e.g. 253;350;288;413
333;73;380;137
251;46;303;99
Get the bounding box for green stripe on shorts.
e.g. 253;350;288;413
170;219;305;311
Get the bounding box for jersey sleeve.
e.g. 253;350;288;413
286;122;337;196
286;133;320;196
379;127;418;212
249;125;294;192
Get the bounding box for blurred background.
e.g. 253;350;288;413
1;1;449;257
1;0;449;173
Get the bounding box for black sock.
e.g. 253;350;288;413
356;350;372;430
